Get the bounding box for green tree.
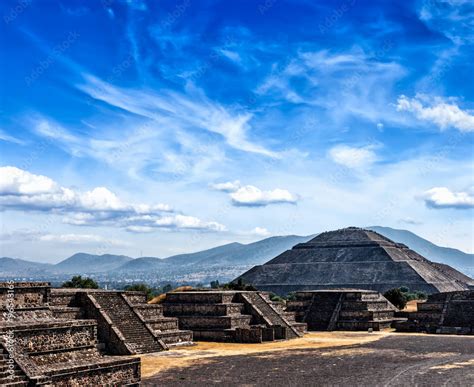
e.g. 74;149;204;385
124;283;154;301
383;288;407;309
210;280;220;289
61;275;99;289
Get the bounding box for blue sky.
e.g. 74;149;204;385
0;0;473;262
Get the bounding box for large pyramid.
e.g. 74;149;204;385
235;227;471;296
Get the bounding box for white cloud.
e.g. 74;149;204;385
396;95;474;132
78;74;278;157
421;187;474;209
1;229;128;246
220;49;241;63
230;185;297;207
0;129;25;145
250;227;271;237
210;180;241;192
0;166;226;232
328;145;377;169
211;180;298;207
38;233;128;246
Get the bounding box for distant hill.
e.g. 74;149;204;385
164;235;314;266
116;235;313;273
0;227;472;283
0;257;52;276
54;253;133;273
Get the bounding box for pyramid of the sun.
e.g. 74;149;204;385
235;227;471;296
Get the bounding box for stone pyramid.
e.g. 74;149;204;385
235;227;471;296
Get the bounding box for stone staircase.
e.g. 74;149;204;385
239;292;303;338
287;290;400;331
0;346;28;386
91;293;166;354
335;291;398;331
128;303;193;347
162;291;304;342
0;320;141;386
395;290;474;334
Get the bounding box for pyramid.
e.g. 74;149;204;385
235;227;471;296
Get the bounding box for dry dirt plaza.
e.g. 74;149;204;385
140;331;474;386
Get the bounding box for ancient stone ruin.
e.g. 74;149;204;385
286;289;400;331
395;290;474;335
162;291;306;342
0;282;140;386
236;227;471;296
50;288;193;354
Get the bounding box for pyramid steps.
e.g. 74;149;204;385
90;293;166;354
287;289;401;331
395;290;474;334
236;227;471;295
162;291;305;343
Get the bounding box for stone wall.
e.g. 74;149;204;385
0;281;50;309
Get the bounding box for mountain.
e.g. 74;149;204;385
368;226;473;275
164;236;314;266
0;228;472;284
54;253;133;273
0;257;52;276
116;257;166;272
116;236;313;273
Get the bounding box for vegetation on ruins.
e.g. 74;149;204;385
384;287;427;309
222;278;256;291
61;275;99;289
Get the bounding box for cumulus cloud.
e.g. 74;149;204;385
0;166;226;232
421;187;474;209
211;180;298;207
328;145;377;169
210;180;242;193
230;185;297;207
396;95;474;132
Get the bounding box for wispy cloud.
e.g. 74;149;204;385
328;144;378;169
0;129;26;145
78;74;278;157
0;229;128;246
397;95;474;132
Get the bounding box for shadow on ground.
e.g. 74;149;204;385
142;334;474;386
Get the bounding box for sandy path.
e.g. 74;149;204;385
139;331;389;377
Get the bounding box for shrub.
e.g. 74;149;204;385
269;292;284;302
383;288;407;309
223;278;256;291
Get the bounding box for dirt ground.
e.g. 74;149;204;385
140;332;474;386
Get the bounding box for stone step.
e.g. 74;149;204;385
177;315;252;330
163;302;245;317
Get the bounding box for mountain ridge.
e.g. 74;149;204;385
1;227;472;281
